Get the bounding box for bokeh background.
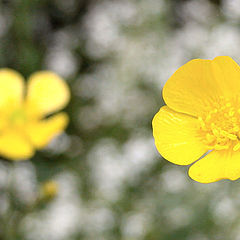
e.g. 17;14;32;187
0;0;240;239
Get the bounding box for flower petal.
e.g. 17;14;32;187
211;56;240;97
26;71;70;116
152;106;207;165
163;56;240;117
188;149;240;183
0;68;24;108
26;113;69;149
0;130;34;160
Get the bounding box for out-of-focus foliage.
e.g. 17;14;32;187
0;0;240;240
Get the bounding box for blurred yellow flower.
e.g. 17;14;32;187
153;56;240;183
0;69;70;160
41;180;59;199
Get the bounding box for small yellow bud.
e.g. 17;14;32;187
41;181;58;199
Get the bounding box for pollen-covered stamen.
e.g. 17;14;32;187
198;97;240;151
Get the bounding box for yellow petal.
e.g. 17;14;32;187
152;106;207;165
26;71;70;116
0;130;34;160
211;56;240;97
26;113;69;149
189;149;240;183
163;56;240;117
0;68;24;108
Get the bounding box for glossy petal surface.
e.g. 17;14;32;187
163;56;240;117
152;106;207;165
189;149;240;183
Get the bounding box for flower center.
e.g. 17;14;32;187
198;97;240;151
9;108;27;127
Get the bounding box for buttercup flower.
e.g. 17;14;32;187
152;56;240;183
0;69;70;160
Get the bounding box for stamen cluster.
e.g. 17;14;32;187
198;96;240;151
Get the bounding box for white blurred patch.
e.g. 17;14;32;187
166;206;192;229
45;29;79;78
76;63;158;130
211;197;237;225
83;0;136;58
45;48;78;78
13;162;37;204
121;212;149;239
180;0;216;24
88;138;127;201
173;22;209;53
88;135;156;201
222;0;240;20
0;162;9;189
23;172;82;240
122;135;157;183
161;167;188;194
83;204;115;235
46;133;71;155
202;24;240;59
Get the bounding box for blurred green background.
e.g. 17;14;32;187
1;0;240;239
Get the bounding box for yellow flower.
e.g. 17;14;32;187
0;69;70;160
152;56;240;183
